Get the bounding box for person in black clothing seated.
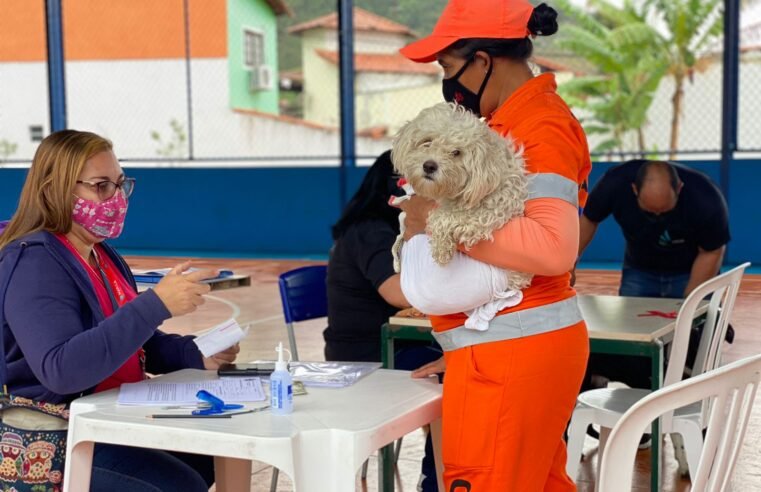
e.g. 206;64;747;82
323;150;441;491
323;149;441;366
576;160;733;393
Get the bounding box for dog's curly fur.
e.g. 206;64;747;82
391;103;533;292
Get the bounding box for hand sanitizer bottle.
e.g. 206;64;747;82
270;342;293;415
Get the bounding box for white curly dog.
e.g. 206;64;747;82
391;102;532;293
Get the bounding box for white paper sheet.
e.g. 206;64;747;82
193;318;249;357
118;378;265;405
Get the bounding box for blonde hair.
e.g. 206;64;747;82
0;130;113;249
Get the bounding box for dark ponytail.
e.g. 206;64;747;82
528;3;559;37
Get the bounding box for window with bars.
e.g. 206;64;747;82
243;28;265;69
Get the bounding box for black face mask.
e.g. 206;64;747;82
442;56;493;117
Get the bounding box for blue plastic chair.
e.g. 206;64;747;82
277;265;328;362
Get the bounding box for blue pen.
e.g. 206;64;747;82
148;407;269;419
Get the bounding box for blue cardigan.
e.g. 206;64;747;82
0;231;204;403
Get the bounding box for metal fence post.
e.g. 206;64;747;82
338;0;356;209
720;0;741;202
45;0;67;132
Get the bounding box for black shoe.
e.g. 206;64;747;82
638;433;652;449
586;424;599;440
586;426;650;449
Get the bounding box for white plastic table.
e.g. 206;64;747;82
63;368;442;492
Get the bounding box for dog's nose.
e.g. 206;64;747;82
423;160;439;175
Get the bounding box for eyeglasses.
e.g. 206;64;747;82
76;177;135;200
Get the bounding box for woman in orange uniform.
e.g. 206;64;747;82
398;1;592;490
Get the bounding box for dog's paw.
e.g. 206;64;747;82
391;235;405;273
672;434;690;477
431;245;455;266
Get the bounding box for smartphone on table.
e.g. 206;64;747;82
217;362;276;377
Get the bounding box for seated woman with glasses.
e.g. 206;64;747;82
0;130;238;491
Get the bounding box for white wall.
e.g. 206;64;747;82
1;58;388;163
67;59;188;158
738;53;761;150
0;62;50;160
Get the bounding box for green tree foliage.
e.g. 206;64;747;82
555;0;667;157
644;0;724;157
0;139;18;162
150;119;188;158
556;0;725;157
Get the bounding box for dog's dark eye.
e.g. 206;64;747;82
451;149;461;157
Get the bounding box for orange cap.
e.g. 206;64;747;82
400;0;534;63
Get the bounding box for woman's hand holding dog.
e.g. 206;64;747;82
399;195;436;241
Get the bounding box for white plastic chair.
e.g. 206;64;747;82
598;353;761;491
566;262;750;484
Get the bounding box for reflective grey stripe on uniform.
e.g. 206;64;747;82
431;296;584;352
527;173;579;207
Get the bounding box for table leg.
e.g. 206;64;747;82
430;418;445;492
650;340;664;492
379;443;396;492
381;323;395;370
63;440;94;492
214;456;252;492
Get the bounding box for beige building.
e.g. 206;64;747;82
288;7;442;139
289;8;580;144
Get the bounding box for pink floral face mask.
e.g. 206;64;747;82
72;191;128;238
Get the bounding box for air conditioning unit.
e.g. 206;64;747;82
249;66;273;92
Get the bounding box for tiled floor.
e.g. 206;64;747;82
125;256;761;491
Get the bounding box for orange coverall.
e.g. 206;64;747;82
431;73;592;491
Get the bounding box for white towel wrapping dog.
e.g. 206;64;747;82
389;177;415;273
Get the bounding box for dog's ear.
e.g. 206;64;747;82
391;116;420;176
458;129;509;209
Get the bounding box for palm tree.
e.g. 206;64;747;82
555;0;667;157
645;0;724;158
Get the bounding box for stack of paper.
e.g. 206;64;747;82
118;378;265;405
288;361;381;388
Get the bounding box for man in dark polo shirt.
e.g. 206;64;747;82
579;159;730;298
577;160;732;401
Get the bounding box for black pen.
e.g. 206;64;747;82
147;407;267;419
148;413;233;419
